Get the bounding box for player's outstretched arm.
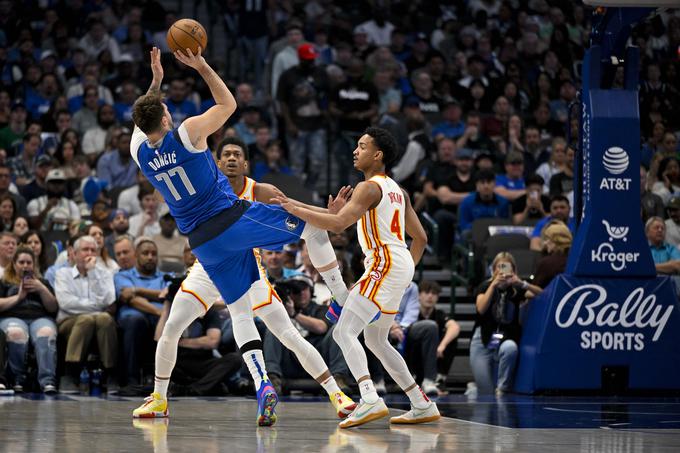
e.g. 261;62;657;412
275;182;380;233
402;188;428;266
147;47;163;95
174;47;236;150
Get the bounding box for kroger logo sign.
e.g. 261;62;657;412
600;146;632;191
591;220;639;271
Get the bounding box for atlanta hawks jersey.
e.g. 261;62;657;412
357;174;407;254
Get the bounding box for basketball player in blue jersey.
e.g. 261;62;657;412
129;48;349;426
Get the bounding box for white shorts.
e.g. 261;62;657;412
353;245;415;314
179;257;281;311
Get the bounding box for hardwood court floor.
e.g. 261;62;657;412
1;394;679;452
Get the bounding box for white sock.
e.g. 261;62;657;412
320;375;341;395
154;376;170;400
243;349;268;389
320;268;349;305
358;379;379;404
406;385;430;409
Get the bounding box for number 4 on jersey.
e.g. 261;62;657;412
390;210;403;240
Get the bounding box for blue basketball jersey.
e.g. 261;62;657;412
131;123;239;234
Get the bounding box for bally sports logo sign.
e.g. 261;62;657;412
555;284;673;351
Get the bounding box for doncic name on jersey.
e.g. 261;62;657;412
148;149;178;171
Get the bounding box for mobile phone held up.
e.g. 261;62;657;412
499;262;512;276
22;270;34;280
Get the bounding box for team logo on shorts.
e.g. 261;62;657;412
369;270;382;281
285;216;299;231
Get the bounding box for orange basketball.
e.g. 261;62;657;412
167;19;207;56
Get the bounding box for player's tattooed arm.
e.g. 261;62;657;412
275;182;380;233
147;47;163;95
402;188;428;265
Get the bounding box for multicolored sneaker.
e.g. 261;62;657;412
256;380;278;427
326;299;380;325
132;392;168;418
330;391;357;419
339;398;389;429
389;402;440;424
325;299;343;324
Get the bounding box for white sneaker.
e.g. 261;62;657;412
390;402;441;424
421;379;439;397
339;398;389;429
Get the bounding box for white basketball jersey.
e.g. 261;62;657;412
357;174;407;255
236;176;256;202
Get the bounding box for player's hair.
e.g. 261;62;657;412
131;92;165;134
216;136;249;160
364;127;398;166
418;280;441;295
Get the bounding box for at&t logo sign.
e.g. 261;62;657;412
600;146;632;191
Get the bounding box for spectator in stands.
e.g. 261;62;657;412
330;58;378;186
263;250;301;283
55;235;117;393
27;169;80;231
115;237;167;387
0;246;58;393
8;132;41;187
104;209;130;258
409;68;443;124
423;143;474;263
113;80;138;123
117;171;147;216
532;222;573;289
25;73;60;120
391;111;431;192
549;146;575;196
392;281;460;396
373;68;402;116
12;218;29;238
530;195;574;250
432;99;465;140
0;232;17;276
646;217;680;277
455;111;496;155
78;18;120;63
86;224;119;272
20;154;53;204
536;137;567;193
270;20;305;99
459;170;510;234
652;156;680;205
96;128;137;189
264;274;351;394
0;194;16;232
166;78;198;127
112;235;135;271
53;140;79;180
0;164;27;217
71;86;101;135
641;164;665;223
152;213;185;272
495;152;527;201
251;140;293;182
0;102;27;154
19;230;48;275
277;43;329;191
248;123;271;162
522;125;552;177
128;184;161;238
82;104;117;158
232;105;261;146
664;197;680;247
471;252;542;395
512;174;550;225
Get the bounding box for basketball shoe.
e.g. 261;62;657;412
325;299;380;325
330;391;357;419
132;392;168;418
389;401;440;424
256;379;278;427
339;398;389;428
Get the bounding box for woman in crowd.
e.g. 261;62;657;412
533;221;573;289
470;252;542;395
652;156;680;205
86;223;119;271
0;247;58;393
0;194;17;232
12;216;30;237
20;230;50;275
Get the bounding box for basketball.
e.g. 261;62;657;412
167;19;207;56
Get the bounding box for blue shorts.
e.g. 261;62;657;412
191;202;306;304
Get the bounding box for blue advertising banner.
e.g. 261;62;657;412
515;275;680;393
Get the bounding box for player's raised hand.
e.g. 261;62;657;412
328;185;353;214
173;47;207;71
150;46;163;82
